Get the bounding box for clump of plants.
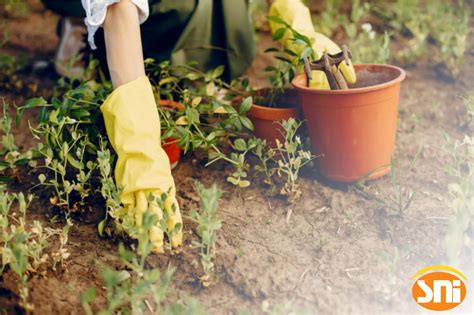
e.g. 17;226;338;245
312;0;391;64
82;190;208;314
0;188;72;312
377;0;471;76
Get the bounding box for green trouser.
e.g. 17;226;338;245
42;0;256;80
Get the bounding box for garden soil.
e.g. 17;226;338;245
1;2;473;314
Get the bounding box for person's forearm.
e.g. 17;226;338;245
104;0;145;88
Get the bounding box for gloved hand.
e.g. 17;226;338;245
101;75;182;253
268;0;357;89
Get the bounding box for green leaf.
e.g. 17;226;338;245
264;47;279;53
67;153;84;170
185;72;201;81
238;180;250;188
239;116;254;131
81;287;96;304
38;174;46;183
49;110;59;124
275;56;293;64
212;65;225;79
22;97;47;109
233;138;247;151
97;219;105;236
272;27;286;41
267;15;286;25
264;66;278;72
239;96;253;114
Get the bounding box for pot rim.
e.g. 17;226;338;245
291;64;406;95
249;103;299;120
158;99;185;110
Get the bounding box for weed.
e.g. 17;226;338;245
189;183;223;286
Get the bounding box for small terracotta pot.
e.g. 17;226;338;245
158;100;185;169
248;89;301;146
292;64;406;182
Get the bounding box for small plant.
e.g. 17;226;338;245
0;32;28;92
430;0;471;76
273;119;314;202
207;137;256;188
189;183;223;286
442;134;474;265
263;15;314;106
252;138;276;188
353;145;420;216
96;138;121;236
349;24;390;64
1;101;34;180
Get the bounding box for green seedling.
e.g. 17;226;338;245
207;137;257;188
189;183;223;286
96;138;121;236
273;119;314;203
251;137;277;189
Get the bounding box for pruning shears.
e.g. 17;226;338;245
303;45;353;90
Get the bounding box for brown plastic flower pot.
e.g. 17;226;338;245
158;99;185;169
248;89;301;146
292;64;406;182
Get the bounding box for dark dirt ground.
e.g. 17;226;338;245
1;1;473;314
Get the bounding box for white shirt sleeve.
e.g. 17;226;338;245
81;0;149;49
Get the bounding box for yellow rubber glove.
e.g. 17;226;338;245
101;75;182;253
268;0;357;89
